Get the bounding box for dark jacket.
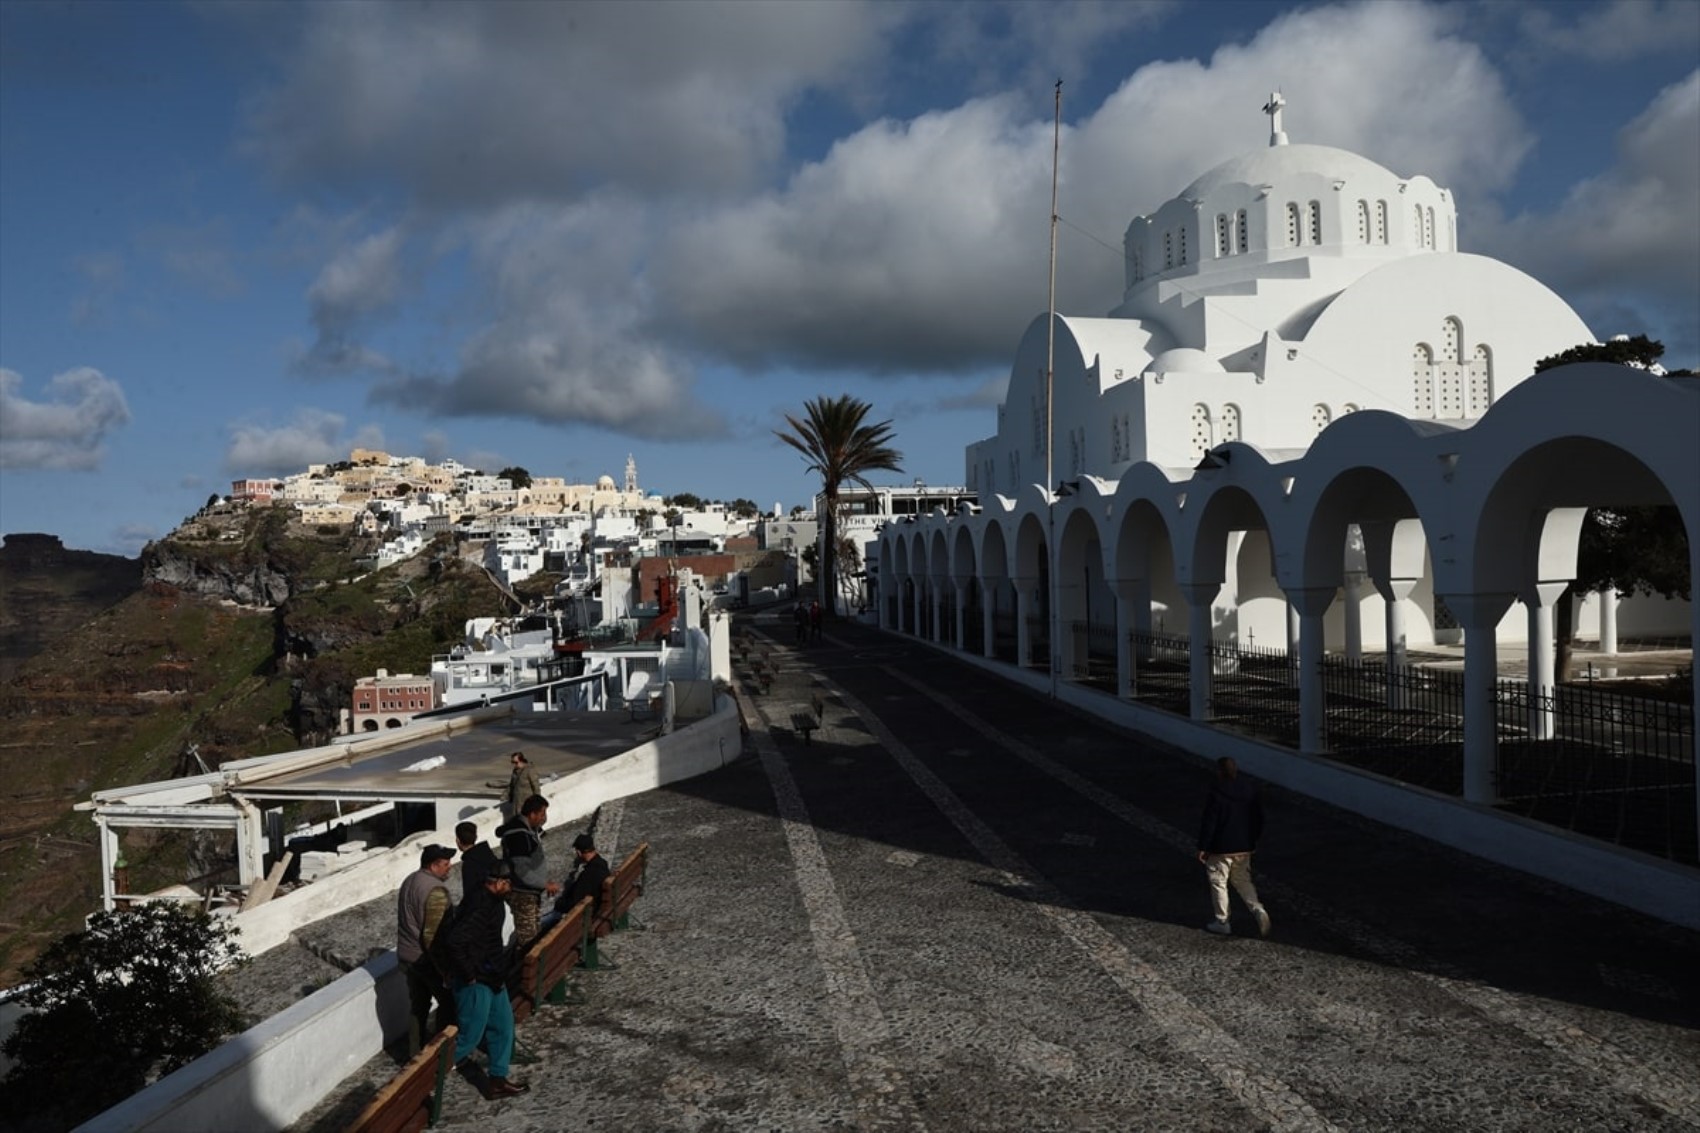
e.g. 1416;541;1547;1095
443;882;508;987
459;841;498;896
497;815;549;893
1198;774;1264;855
554;853;611;916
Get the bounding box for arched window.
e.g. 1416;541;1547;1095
1131;248;1143;283
1375;200;1388;243
1341;403;1359;416
1190;403;1213;462
1357;200;1370;243
1469;344;1493;415
1308;200;1322;244
1286;202;1301;246
1178;225;1188;265
1424;206;1435;249
1437;317;1465;417
1414;204;1425;247
1163;231;1173;269
1412;344;1435;417
1235;209;1248;253
1219;403;1242;443
1216;213;1230;257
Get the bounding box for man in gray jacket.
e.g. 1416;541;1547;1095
396;843;456;1055
496;794;559;947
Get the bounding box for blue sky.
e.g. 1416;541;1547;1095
2;0;1696;556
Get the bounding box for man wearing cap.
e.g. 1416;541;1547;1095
496;793;560;948
544;832;611;932
442;859;530;1099
396;844;457;1057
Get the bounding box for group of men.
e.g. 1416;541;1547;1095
792;599;822;644
394;750;611;1102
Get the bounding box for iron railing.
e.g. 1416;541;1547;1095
1065;620;1119;689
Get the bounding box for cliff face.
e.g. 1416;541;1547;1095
0;533;143;684
143;542;294;607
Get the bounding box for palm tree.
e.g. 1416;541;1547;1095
775;395;904;616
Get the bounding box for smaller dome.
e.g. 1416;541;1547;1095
1152;347;1224;373
1179;143;1399;201
596;474;616;490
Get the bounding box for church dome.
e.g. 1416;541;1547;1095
596;474;617;490
1178;143;1400;201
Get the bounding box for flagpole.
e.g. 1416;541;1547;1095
1046;79;1061;695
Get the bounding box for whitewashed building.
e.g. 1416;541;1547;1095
879;99;1698;891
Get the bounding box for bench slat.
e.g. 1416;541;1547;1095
345;1024;457;1133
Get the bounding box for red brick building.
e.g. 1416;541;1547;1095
350;670;436;732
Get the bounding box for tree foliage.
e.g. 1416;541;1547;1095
728;498;760;518
775;395;903;614
497;466;532;489
0;903;248;1129
666;492;704;509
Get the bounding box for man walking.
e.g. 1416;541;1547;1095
396;844;456;1056
487;751;540;820
497;794;559;948
1196;757;1271;937
442;860;530;1099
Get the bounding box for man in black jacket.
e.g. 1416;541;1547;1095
443;860;530;1100
1196;757;1271;937
548;832;611;927
455;821;497;896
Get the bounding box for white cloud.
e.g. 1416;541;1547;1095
0;367;132;470
1512;0;1700;63
243;1;898;208
253;2;1541;426
1485;71;1700;361
224;409;385;476
297;226;408;375
657;2;1530;374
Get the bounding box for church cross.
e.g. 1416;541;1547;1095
1263;90;1288;147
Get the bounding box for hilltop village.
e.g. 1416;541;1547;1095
200;448;968;732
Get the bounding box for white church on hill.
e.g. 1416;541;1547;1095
878;98;1698;912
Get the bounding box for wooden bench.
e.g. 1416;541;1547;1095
511;898;593;1025
583;842;649;970
790;712;817;744
345;1024;457;1133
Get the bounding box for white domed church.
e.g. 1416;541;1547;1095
967;95;1591;487
880;98;1698;916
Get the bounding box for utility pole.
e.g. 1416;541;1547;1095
1046;78;1062;697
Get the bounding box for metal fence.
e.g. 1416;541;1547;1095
1065;619;1119;690
1113;638;1694;865
1127;632;1193;715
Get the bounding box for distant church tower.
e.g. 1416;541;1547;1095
624;453;638;494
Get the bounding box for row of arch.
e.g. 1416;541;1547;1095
882;364;1698;860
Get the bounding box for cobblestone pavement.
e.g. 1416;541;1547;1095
282;614;1700;1132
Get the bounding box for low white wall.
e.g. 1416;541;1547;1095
236;697;741;957
68;698;743;1132
76;954;405;1133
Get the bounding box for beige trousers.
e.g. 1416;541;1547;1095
1203;852;1262;923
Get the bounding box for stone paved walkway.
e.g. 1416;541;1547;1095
286;613;1700;1132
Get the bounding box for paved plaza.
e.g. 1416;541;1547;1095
277;613;1700;1132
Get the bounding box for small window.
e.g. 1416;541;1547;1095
1164;232;1173;269
1235;209;1248;253
1308;201;1322;244
1216;213;1230;257
1375;200;1388;244
1312;404;1332;433
1286;202;1300;246
1356;200;1369;243
1178;225;1188;265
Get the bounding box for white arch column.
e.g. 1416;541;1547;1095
930;575;948;643
1363;518;1425;709
1598;588;1619;656
953;581;969;652
910;576;926;637
1445;592;1515;804
1342;570;1365;662
1287;586;1336;754
978;575;999;659
1524;581;1566;740
1180;582;1220;721
1016;577;1036;667
1113;577;1149;699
